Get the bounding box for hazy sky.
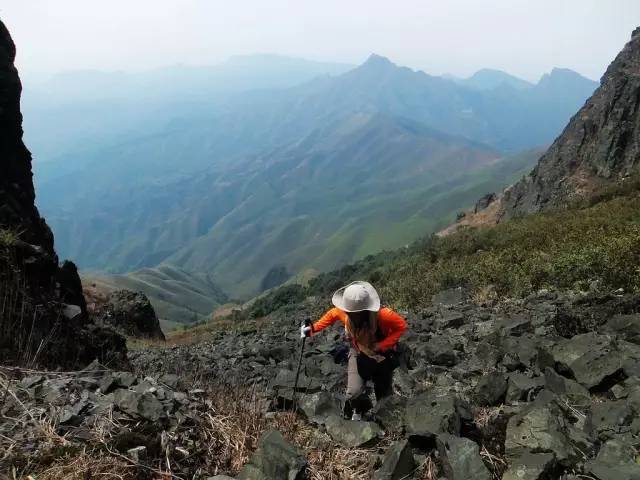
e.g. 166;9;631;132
1;0;639;82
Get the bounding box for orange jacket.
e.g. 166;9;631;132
312;307;407;352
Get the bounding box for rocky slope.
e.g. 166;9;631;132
0;20;126;368
4;287;640;479
499;27;640;219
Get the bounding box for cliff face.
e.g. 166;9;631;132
0;21;54;252
0;20;126;368
499;28;640;219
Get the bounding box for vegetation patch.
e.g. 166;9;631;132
249;188;640;316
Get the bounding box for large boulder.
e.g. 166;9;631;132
502;452;556;480
474;372;508;406
550;333;626;390
324;415;382;448
436;434;491;480
585;438;640;480
372;440;416;480
504;393;589;465
100;290;165;340
298;392;342;425
405;392;462;443
237;430;306;480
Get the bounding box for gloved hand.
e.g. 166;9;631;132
300;323;312;339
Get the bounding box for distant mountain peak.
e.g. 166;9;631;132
361;54;396;70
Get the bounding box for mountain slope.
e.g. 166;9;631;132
84;264;228;329
22;55;354;162
499;28;640;219
454;68;534;91
33;54;594;299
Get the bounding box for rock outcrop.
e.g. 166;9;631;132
0;20;126;368
0;21;54;253
499;27;640;219
97;290;166;340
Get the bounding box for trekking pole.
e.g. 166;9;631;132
292;318;311;409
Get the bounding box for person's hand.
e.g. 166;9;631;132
300;324;312;339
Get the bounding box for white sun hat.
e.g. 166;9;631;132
332;281;381;312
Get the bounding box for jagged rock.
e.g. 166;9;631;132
474;372;507;406
127;446;147;463
436;434;491;480
506;373;543;403
420;336;458;366
585;438;640;480
543;368;590;404
101;290;165;340
0;19;127;369
504;394;585;464
237;430;306;480
499;28;640;217
271;369;322;393
405;392;461;442
549;333;626;390
298;392;342;425
603;314;640;344
113;389;166;422
502;452;556;480
586;400;635;441
475;193;496;213
373;395;408;433
437;311;465;329
372;440;416;480
324;415;382;447
499;316;533;336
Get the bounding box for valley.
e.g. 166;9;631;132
30;53;595;316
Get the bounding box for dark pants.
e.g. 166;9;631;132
345;348;396;415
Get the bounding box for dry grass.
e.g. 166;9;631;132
471;285;499;306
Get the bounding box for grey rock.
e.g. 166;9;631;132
113;389;166;422
585;438;640;480
372;439;416;480
550;333;611;371
158;373;180;389
586;400;635;440
436;434;491;480
207;476;236;480
504;396;580;463
127;446;147;463
543;368;590;405
324;415;382;447
571;348;625;390
373;395;408;433
499;316;532;336
405;392;461;441
603;314;640;344
421;336;458;367
475;372;507;406
437;311;465;330
237;430;306;480
502;452;556;480
506;373;543;403
270;369;322;393
298;392;341;425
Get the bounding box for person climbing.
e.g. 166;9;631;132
300;280;407;420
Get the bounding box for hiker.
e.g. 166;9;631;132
300;281;407;419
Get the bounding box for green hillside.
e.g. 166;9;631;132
249;181;640;318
